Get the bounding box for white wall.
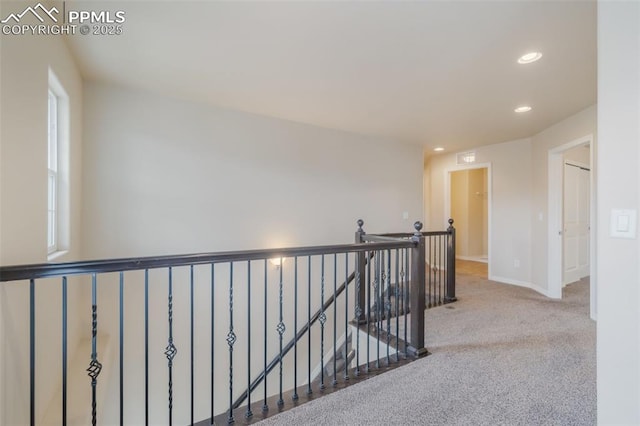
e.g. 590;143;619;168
425;138;532;286
81;81;424;423
596;1;640;423
82;82;423;257
0;0;85;423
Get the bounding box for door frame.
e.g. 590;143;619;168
548;134;596;320
444;162;492;277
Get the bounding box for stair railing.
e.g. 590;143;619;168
0;220;446;426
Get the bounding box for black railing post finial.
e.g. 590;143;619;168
355;219;367;324
445;218;457;303
413;221;423;235
408;221;429;358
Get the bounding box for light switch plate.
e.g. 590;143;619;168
610;209;637;239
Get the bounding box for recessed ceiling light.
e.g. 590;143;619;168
518;52;542;64
434;147;445;152
514;106;532;113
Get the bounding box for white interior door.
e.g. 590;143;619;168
563;163;590;285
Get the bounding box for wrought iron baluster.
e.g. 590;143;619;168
332;253;338;386
366;251;371;373
277;258;286;405
403;249;409;355
344;253;349;381
165;268;177;426
190;265;195;425
119;271;124;426
227;263;236;423
439;234;443;304
395;250;400;361
436;235;440;305
432;236;436;308
319;255;326;389
426;236;431;308
293;257;299;401
30;278;35;426
144;269;149;426
62;277;67;425
374;251;380;368
87;273;103;426
262;260;268;412
246;262;253;419
211;264;215;423
354;251;361;377
307;255;312;394
386;250;392;365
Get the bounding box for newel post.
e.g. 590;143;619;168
445;218;457;303
408;221;429;358
355;219;367;324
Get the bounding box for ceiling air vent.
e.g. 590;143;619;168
456;151;476;165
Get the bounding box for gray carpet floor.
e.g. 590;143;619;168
257;273;596;425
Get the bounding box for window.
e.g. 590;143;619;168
48;70;69;258
47;90;58;253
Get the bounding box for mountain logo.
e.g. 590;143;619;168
1;3;59;24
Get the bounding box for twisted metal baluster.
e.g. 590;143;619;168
319;255;326;389
227;263;236;423
277;259;286;405
165;268;177;426
87;274;103;426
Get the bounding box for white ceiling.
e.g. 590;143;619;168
65;0;597;156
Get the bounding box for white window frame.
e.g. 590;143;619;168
48;70;70;259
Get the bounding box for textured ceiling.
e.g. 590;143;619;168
64;0;597;155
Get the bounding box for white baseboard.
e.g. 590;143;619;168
489;275;552;298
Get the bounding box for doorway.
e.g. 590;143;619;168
445;164;491;278
563;159;590;285
548;135;595;320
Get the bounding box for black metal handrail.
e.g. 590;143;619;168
0;241;411;282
